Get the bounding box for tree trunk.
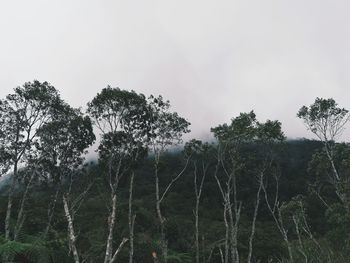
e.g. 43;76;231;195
229;172;240;263
129;172;135;263
110;238;129;263
278;208;294;263
247;174;263;263
156;199;167;263
63;195;80;263
223;200;229;263
263;172;294;263
228;202;240;263
155;163;167;263
324;144;340;181
194;161;207;263
5;162;18;240
104;194;117;263
14;171;35;241
195;199;200;263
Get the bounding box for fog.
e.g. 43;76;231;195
1;0;350;141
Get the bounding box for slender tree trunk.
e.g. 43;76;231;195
155;162;167;263
324;144;347;205
247;174;263;263
5;162;18;240
324;144;340;181
228;201;241;263
129;172;136;263
110;238;129;263
215;167;229;263
229;171;240;263
280;213;294;263
263;172;294;263
194;161;207;263
219;247;225;263
153;153;190;263
156;199;167;263
206;244;214;263
104;193;117;263
63;195;80;263
223;200;229;263
268;205;294;262
227;199;236;263
233;208;241;263
285;237;294;263
14;171;35;241
195;199;200;263
293;216;308;263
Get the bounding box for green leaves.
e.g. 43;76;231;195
0;80;64;167
87;86;149;136
0;234;70;263
256;120;285;143
184;139;214;164
0;79;96;183
147;95;190;152
166;250;192;263
297;98;350;141
88;87;191;166
211;110;285;146
211;111;256;143
35;103;95;182
98;131;147;167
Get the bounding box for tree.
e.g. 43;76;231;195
211;111;284;263
147;95;190;263
35;101;95;263
211;111;257;263
87;87;149;263
297;98;350;203
247;119;285;263
0;81;62;241
184;139;214;263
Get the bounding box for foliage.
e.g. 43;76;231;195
1;86;350;263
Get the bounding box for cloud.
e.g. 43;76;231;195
1;0;350;142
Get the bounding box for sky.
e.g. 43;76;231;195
1;0;350;141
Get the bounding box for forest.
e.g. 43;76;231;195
0;80;350;263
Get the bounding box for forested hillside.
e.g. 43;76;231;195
0;81;350;263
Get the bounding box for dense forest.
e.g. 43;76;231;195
0;80;350;263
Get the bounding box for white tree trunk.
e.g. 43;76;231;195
223;201;229;263
63;195;80;263
194;161;206;263
247;173;263;263
14;172;35;241
110;238;129;263
129;172;135;263
5;163;18;240
153;152;190;263
194;199;200;263
104;194;117;263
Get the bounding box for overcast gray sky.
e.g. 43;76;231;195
1;0;350;141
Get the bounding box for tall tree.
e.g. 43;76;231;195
35;101;95;262
0;81;61;240
88;87;148;263
184;139;214;263
249;120;285;263
298;98;350;203
212;111;258;263
147;95;190;263
211;111;284;263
